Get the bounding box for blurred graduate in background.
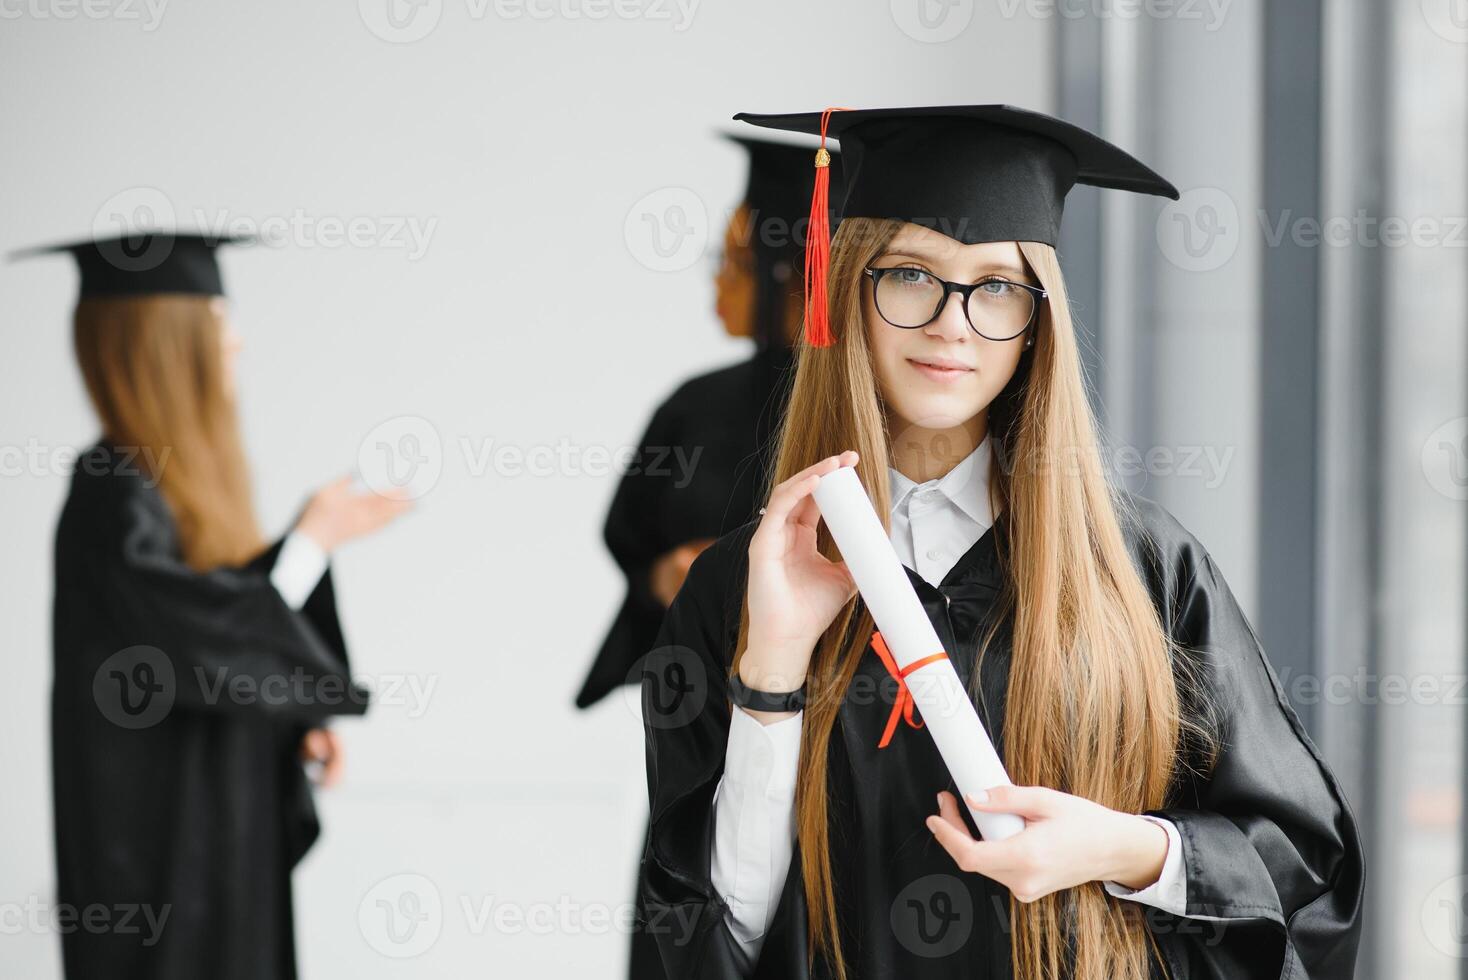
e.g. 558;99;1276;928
574;136;840;980
32;232;410;980
576;136;841;712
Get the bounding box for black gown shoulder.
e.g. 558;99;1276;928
576;347;794;709
638;487;1364;980
51;442;369;980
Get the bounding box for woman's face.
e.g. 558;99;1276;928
213;297;242;397
714;202;756;338
864;223;1035;435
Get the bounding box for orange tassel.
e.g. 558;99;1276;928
803;108;845;348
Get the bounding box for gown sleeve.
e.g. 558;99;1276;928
573;393;685;709
638;522;759;979
99;477;369;723
605;394;683;611
1137;502;1365;979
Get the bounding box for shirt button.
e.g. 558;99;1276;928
926;548;943;561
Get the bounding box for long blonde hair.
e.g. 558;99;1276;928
734;218;1216;979
74;294;262;570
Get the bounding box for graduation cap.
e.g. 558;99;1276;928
723;135;843;350
733;104;1179;347
12;232;246;299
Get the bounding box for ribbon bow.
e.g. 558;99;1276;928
870;630;949;749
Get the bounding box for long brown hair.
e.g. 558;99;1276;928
74;294;262;570
733;218;1217;979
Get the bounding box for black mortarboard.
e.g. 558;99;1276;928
723;135;843;350
12;232;245;299
733;105;1179;346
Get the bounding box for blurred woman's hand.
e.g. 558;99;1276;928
650;538;717;608
300;728;345;788
296;476;412;552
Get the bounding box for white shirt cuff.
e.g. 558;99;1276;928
710;706;802;964
1102;815;1187;917
270;531;329;610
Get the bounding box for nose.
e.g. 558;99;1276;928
924;289;971;342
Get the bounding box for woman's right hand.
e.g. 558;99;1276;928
296;476;413;552
740;451;860;694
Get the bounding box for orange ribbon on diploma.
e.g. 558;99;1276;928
870;630;949;749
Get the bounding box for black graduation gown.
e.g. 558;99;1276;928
50;442;370;980
638;492;1364;979
575;345;795;711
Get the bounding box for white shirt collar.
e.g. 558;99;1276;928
886;433;995;529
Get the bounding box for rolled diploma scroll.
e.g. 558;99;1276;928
813;465;1025;842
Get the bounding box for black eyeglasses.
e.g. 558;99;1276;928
864;266;1047;341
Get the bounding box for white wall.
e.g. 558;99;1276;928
0;4;1053;976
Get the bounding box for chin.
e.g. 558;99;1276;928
890;397;983;433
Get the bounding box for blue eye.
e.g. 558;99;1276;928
891;268;934;287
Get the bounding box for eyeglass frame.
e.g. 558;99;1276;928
862;266;1047;341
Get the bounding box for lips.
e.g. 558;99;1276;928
907;357;974;380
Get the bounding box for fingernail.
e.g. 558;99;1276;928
969;790;989;804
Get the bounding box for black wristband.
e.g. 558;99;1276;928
729;673;807;712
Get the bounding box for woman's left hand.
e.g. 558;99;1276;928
925;786;1169;903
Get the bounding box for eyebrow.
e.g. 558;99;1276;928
879;249;1032;279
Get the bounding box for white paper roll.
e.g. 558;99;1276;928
813;465;1024;841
